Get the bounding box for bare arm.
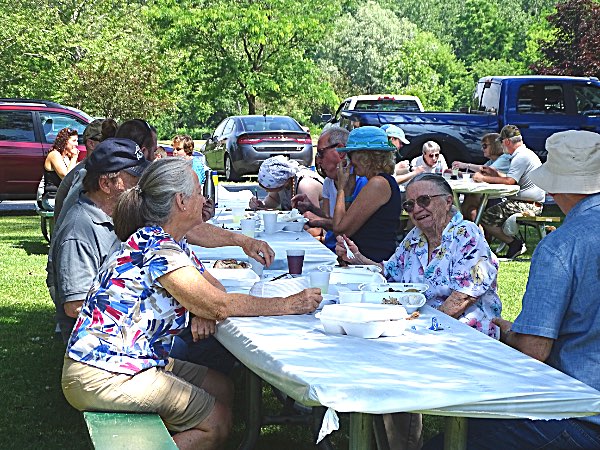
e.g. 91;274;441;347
186;222;275;266
48;151;77;179
64;300;84;318
158;266;322;319
296;178;323;210
474;166;516;185
493;317;554;362
333;176;391;236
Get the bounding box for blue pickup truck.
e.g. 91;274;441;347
339;76;600;164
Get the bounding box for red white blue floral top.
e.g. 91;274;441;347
66;226;204;375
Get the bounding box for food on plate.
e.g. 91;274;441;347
406;311;420;320
213;259;251;269
386;287;420;293
382;297;401;305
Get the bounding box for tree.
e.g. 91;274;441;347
153;0;340;118
534;0;600;77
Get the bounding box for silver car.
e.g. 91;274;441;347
202;115;313;181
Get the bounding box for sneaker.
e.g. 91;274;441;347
505;238;526;259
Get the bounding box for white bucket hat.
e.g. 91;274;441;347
529;130;600;194
258;155;300;189
383;125;410;144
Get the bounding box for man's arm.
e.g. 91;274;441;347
493;317;554;362
474;166;516;184
186;222;275;266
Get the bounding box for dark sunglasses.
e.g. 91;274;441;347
403;194;447;213
315;142;340;159
481;143;489;149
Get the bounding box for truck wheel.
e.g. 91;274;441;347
225;155;241;181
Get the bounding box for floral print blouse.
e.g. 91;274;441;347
384;212;501;339
67;226;204;374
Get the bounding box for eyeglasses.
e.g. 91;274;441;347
316;142;340;159
425;153;440;158
402;194;447;213
481;143;489;149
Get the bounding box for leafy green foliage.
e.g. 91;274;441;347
533;0;600;77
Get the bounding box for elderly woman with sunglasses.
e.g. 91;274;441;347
337;173;502;338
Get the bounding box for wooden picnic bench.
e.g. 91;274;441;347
83;412;177;450
516;215;561;240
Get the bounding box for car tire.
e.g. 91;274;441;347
225;154;241;182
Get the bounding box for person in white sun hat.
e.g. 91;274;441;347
383;124;424;185
424;129;600;449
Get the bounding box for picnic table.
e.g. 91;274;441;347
214;305;600;450
448;179;520;225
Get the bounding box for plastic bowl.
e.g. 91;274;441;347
281;218;308;232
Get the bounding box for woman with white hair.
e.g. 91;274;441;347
411;141;448;173
62;158;321;449
249;155;323;210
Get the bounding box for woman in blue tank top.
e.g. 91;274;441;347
332;127;401;262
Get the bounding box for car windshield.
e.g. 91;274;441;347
241;117;302;132
354;100;421;112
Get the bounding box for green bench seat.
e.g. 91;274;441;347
516;215;561;240
83;412;177;450
36;209;55;242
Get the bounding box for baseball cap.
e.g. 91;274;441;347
85;138;150;177
384;125;410;144
497;125;521;141
82;119;104;142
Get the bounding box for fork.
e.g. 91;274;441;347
343;239;355;260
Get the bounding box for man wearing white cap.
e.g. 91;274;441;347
426;130;600;449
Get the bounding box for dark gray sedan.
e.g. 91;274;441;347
202;115;313;181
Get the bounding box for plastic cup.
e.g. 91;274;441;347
452;168;459;178
339;291;364;304
240;219;255;238
248;258;264;277
263;212;278;234
231;206;245;223
286;250;305;275
462;172;471;181
309;270;331;294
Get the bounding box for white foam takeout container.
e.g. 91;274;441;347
328;267;386;291
204;261;259;288
318;304;408;339
358;282;429;294
361;292;427;314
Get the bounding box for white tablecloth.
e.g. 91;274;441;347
449;179;520;199
215;306;600;420
191;229;338;272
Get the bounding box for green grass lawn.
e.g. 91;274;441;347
0;212;551;449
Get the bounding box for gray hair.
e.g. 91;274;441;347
321;126;349;147
507;135;523;145
422;141;441;155
114;158;196;240
406;173;457;214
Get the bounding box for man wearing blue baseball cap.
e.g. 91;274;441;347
50;138;150;342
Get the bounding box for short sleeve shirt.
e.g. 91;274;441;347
486;153;512;174
506;145;545;202
67;226;204;375
384;212;502;339
511;194;600;425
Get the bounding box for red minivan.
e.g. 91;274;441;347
0;99;92;201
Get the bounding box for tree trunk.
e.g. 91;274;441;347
246;93;256;115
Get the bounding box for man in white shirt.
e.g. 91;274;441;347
475;125;545;258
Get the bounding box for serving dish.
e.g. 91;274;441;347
362;292;426;314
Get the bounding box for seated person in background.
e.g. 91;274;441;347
154;145;168;159
476;125;545;259
333;126;401;262
292;126;367;251
62;158;321;450
410;141;447;174
42;128;80;211
383;124;424;184
337;173;502;337
452;133;512;221
249;155;323;211
425;130;600;449
172;134;207;184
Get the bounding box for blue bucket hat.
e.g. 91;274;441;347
337;126;395;153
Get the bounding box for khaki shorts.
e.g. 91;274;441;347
62;356;214;432
481;199;543;227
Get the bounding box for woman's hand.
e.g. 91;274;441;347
438;290;477;318
452;161;467;170
249;196;265;210
190;316;217;341
336;158;352;190
334;234;359;263
285;288;322;314
291;193;316;213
